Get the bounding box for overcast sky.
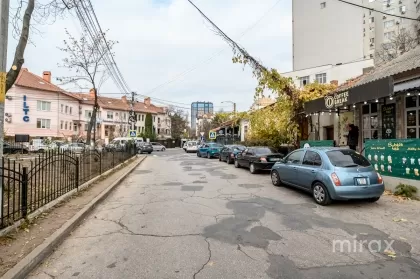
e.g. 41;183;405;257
7;0;292;113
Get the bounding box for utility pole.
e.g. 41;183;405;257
0;0;9;224
129;92;136;132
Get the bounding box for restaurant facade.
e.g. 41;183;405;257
303;47;420;191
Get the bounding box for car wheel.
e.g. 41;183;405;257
207;152;211;159
271;170;282;186
226;156;231;164
162;148;165;151
249;163;257;174
197;152;201;157
234;160;240;168
367;197;380;203
312;182;331;206
219;155;222;161
148;152;152;154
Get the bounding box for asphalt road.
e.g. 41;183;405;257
29;148;420;278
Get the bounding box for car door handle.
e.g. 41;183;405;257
311;170;316;173
293;167;297;170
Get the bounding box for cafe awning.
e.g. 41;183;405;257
394;78;420;93
304;77;394;114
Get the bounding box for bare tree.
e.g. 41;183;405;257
375;27;419;64
6;0;71;92
58;29;116;145
117;113;128;137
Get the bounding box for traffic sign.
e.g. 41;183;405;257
200;132;204;136
129;130;137;138
209;131;216;139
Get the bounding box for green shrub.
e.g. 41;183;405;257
394;184;418;198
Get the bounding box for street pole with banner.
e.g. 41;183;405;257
0;0;10;224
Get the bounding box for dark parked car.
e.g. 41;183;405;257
234;147;284;174
219;145;246;164
3;142;29;154
270;147;384;205
138;142;153;154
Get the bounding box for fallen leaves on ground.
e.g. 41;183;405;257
392;218;408;222
384;249;396;258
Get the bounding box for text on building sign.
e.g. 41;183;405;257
325;91;349;109
23;95;29;122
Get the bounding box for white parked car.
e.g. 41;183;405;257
150;142;166;151
186;141;198;153
60;143;86;153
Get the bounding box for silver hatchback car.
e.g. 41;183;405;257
270;147;384;205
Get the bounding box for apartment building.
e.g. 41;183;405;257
362;0;420;60
292;0;365;71
4;69;171;141
292;0;420;70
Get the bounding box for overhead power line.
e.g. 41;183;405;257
336;0;420;21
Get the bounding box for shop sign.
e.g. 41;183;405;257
381;104;396;139
365;139;420;180
23;95;29;122
324;91;349;109
299;140;334;148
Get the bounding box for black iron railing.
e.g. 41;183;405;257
0;147;137;229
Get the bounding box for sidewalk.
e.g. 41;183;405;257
0;155;145;277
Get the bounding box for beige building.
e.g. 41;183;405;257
292;0;365;70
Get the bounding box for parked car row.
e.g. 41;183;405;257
192;143;385;206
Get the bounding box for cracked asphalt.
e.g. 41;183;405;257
29;149;420;278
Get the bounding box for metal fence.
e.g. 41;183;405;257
0;147;137;229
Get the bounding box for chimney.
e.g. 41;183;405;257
42;71;51;83
144;97;151;107
89;88;96;97
330;80;338;86
121;96;127;103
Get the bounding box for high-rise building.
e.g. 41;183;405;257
190;102;214;130
292;0;364;71
362;0;420;61
292;0;420;70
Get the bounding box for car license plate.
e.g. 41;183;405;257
270;158;280;161
357;178;367;185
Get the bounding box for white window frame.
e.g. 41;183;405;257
85;110;92;118
37;101;51;111
405;95;419;138
69;107;73;115
107;111;113;120
36;119;51;129
384;31;395;40
315;73;327;84
299;76;310;87
320;2;326;9
384;20;394;29
362;104;379;141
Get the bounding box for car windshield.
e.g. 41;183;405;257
188;142;196;146
255;147;276;155
233;145;245;151
326;150;371;167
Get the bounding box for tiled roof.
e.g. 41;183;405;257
15;68;64;93
354;46;420;87
69;93;166;114
14;69;167;114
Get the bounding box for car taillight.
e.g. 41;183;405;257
260;157;267;162
231;153;235;157
331;172;341;186
377;172;383;184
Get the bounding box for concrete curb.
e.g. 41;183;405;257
2;156;147;279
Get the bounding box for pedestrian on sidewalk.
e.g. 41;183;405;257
347;124;359;151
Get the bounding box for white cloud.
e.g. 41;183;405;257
7;0;292;112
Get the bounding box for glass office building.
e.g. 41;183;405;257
191;102;214;129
